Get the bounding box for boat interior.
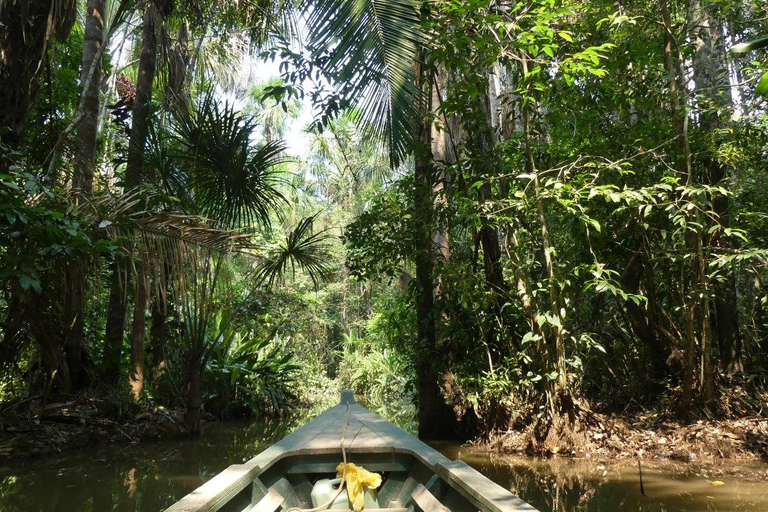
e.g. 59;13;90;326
219;451;482;512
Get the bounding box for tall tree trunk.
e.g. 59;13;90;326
73;0;105;195
519;53;572;446
103;261;127;387
129;268;148;401
125;3;158;400
661;0;715;414
63;265;86;390
474;90;508;336
148;296;168;378
184;356;203;435
690;0;742;374
61;0;107;392
0;0;76;144
413;55;460;440
125;3;158;189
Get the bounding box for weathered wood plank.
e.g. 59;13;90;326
411;484;450;512
243;488;284;512
269;477;301;508
283;460;408;474
165;464;260;512
435;460;537;512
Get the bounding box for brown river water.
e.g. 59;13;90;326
0;419;766;511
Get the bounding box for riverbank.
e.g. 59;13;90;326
3;392;768;483
489;410;768;480
0;394;186;460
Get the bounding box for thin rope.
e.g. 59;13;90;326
287;402;352;512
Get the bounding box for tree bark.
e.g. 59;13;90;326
184;356;203;434
0;0;76;144
689;0;742;374
413;55;460;440
124;3;158;400
129;269;148;401
125;4;158;189
60;0;107;392
73;0;105;195
103;262;127;387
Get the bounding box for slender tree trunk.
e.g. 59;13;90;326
474;91;508;314
63;265;86;390
124;3;158;400
690;0;742;375
184;355;203;434
0;287;26;368
413;55;460;440
103;262;127;387
125;4;158;189
659;0;714;417
129;268;148;401
61;0;106;392
148;297;168;377
0;1;75;144
73;0;105;195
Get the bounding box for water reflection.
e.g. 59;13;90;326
440;445;768;512
0;419;287;512
2;420;767;511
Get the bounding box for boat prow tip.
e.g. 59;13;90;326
340;389;356;405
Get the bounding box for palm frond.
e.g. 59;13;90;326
172;91;288;229
255;213;333;289
303;0;424;166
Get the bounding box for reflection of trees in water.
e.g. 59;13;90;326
466;456;643;512
0;419;287;512
500;463;599;511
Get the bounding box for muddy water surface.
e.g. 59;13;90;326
1;420;766;511
441;444;768;511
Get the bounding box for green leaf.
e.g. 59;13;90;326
730;37;768;53
756;72;768;97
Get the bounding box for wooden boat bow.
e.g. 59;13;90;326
166;392;538;512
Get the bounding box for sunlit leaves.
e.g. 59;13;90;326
301;0;424;166
756;72;768;97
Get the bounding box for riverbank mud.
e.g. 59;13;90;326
488;410;768;479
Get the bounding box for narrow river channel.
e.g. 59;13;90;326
0;419;766;511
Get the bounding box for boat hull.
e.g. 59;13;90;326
166;393;538;512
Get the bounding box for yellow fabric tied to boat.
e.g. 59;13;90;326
336;462;382;511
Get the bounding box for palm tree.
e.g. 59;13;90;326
248;78;302;143
142;92;332;431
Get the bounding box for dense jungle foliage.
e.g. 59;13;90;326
1;0;768;450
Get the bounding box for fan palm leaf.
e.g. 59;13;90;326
255;213;332;288
172;92;287;229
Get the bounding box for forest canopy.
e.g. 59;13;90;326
1;0;767;451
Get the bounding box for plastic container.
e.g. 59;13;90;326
311;478;379;510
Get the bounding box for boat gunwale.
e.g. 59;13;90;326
165;401;538;512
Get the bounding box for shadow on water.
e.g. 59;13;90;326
0;418;289;512
438;444;768;512
2;417;767;511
